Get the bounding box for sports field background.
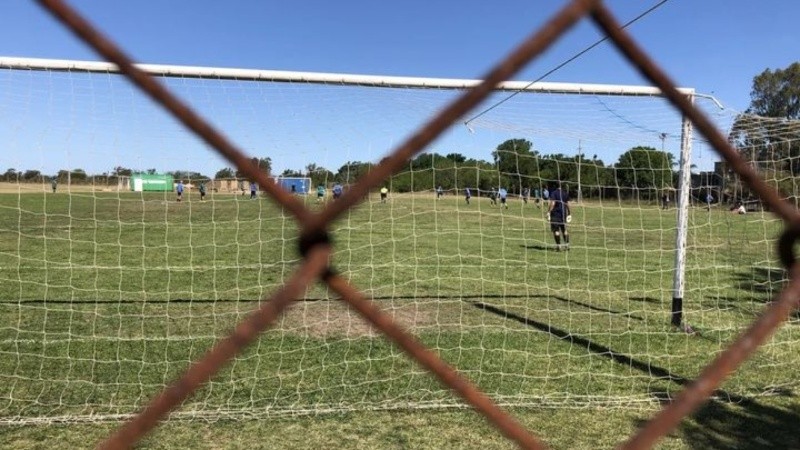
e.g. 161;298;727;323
0;189;798;449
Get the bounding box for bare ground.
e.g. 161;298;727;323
278;298;452;338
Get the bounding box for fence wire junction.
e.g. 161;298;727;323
31;0;800;449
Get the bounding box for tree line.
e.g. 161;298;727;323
1;141;677;202
4;62;798;203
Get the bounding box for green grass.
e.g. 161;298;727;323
0;191;798;449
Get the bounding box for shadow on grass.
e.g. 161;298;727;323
472;300;799;449
527;294;645;321
471;300;685;384
520;244;555;251
641;394;800;450
628;296;661;305
730;265;799;322
733;266;787;297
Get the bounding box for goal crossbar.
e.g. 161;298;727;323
0;56;695;97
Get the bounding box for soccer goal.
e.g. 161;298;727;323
0;56;796;425
276;177;312;195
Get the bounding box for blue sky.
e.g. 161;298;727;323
1;0;798;177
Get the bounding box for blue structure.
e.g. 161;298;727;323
276;177;311;195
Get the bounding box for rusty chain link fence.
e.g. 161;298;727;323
30;0;800;448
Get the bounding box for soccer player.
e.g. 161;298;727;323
176;180;185;202
380;186;389;203
436;186;443;199
317;184;326;203
198;181;206;201
332;183;343;200
543;187;549;201
465;187;471;205
521;187;529;204
51;178;57;193
547;183;571;251
489;188;497;206
250;181;257;199
534;188;541;208
498;187;508;209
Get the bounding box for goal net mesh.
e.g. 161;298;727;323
0;62;797;424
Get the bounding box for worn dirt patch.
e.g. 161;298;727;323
277;299;450;339
0;182;121;194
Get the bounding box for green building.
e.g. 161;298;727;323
129;173;174;192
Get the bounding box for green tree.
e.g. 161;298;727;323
730;62;800;177
280;169;304;178
70;169;87;182
748;62;800;119
214;168;235;179
256;157;272;175
113;166;132;177
614;147;674;200
22;170;42;181
335;161;373;184
491;139;538;193
235;157;271;179
445;153;467;163
306;163;334;187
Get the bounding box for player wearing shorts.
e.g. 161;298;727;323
547;184;571;251
498;187;508;209
380;186;388;203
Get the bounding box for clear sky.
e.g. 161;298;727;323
1;0;798;177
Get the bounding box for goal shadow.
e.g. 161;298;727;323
470;299;800;449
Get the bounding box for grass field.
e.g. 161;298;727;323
0;189;798;449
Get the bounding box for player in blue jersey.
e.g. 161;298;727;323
176;180;184;202
498;187;508;209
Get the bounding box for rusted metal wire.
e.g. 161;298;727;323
30;0;800;449
588;4;800;449
325;273;547;450
36;0;312;225
619;264;800;450
304;0;599;234
99;245;332;450
589;3;800;228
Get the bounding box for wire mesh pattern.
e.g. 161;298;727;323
32;0;800;448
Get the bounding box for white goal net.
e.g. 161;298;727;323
0;57;797;424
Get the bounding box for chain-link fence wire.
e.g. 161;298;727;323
33;0;800;449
